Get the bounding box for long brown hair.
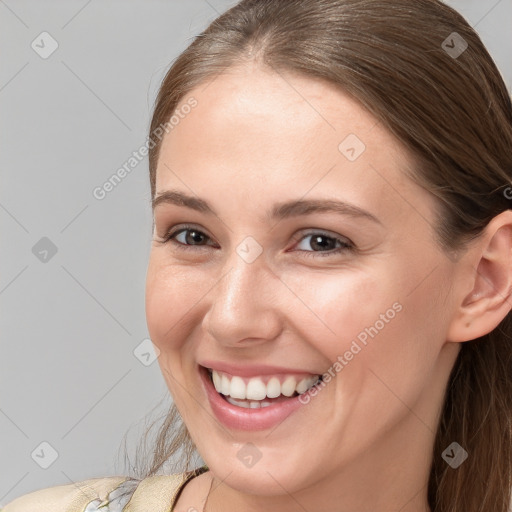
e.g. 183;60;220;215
132;1;512;510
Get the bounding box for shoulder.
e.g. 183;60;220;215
0;472;188;512
1;476;134;512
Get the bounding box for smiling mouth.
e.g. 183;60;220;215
204;366;324;409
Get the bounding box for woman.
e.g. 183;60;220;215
4;0;512;511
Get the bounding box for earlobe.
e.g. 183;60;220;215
447;211;512;343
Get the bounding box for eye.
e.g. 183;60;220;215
292;231;354;258
156;224;216;251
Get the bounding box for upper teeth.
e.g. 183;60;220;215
210;369;321;400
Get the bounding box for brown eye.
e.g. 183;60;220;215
157;224;216;251
174;228;209;245
293;231;354;258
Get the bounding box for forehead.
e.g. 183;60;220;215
155;64;434;229
162;63;388;156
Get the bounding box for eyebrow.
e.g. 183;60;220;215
152;189;382;225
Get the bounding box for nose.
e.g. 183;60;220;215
202;246;282;348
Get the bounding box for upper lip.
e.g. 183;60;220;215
199;360;322;378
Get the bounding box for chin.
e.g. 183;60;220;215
201;447;318;497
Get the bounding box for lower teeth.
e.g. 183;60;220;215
223;392;301;408
225;396;274;408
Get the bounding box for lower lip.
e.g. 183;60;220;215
199;365;308;431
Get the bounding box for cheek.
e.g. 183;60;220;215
145;257;216;351
145;259;189;350
145;261;199;398
282;269;398;360
289;264;446;389
347;267;451;413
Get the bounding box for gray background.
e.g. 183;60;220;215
1;0;511;504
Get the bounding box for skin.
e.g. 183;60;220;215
145;61;512;512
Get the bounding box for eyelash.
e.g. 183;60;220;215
156;224;355;258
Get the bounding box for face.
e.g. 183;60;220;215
145;63;461;499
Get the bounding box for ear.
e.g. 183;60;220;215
447;210;512;342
